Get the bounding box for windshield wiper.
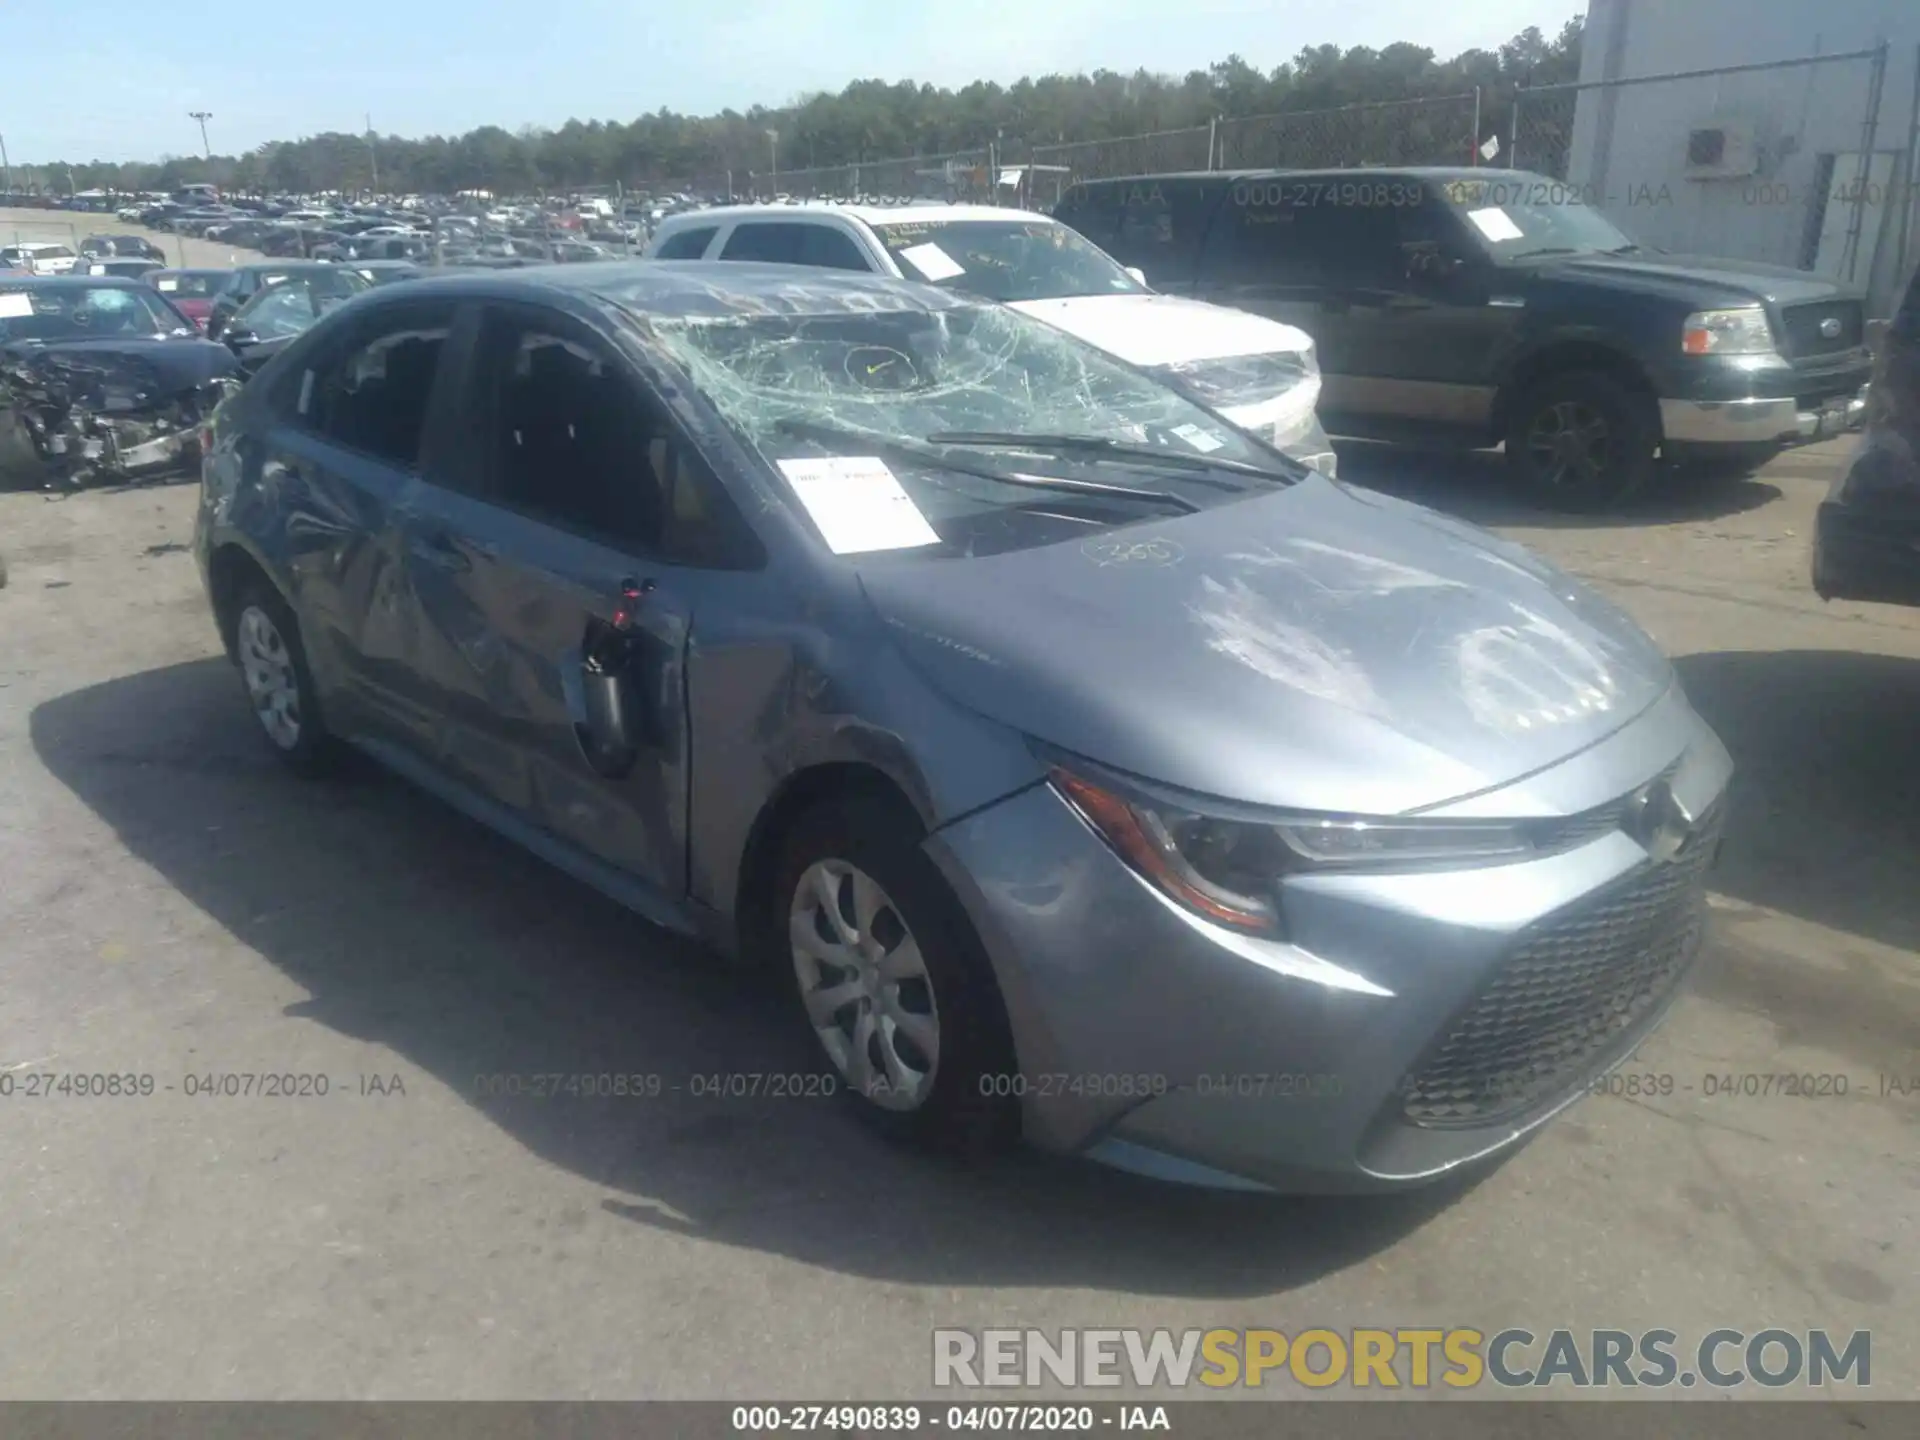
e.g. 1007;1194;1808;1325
923;430;1292;486
771;418;1199;514
1603;244;1646;255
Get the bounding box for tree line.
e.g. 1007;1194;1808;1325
32;17;1580;197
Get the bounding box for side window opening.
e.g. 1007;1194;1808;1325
297;312;452;467
655;225;717;260
472;310;763;565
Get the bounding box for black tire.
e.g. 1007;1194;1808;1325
232;578;339;777
1506;370;1658;512
770;793;1019;1154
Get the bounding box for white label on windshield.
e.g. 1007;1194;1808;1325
1466;206;1525;243
156;278;179;291
776;456;941;554
1172;423;1227;454
897;242;965;282
0;293;33;317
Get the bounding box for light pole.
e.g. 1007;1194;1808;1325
0;133;10;196
188;111;213;160
366;113;379;196
766;128;778;187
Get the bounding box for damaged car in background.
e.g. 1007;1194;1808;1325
0;276;239;490
1814;261;1920;607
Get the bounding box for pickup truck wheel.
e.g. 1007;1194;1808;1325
1507;371;1657;512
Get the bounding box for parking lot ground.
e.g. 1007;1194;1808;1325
1;206;266;270
0;441;1915;1404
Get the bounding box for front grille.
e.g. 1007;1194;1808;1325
1400;806;1721;1128
1781;300;1864;359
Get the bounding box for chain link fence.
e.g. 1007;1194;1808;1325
1215;92;1482;171
1512;47;1914;306
743;149;996;204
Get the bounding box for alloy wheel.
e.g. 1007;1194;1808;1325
1526;399;1613;491
789;859;940;1111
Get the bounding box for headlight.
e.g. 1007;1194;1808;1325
1682;307;1777;356
1051;767;1537;935
1158;346;1319;413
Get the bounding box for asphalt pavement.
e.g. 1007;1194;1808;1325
0;435;1913;1404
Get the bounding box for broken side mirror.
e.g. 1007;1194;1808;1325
1124;266;1148;287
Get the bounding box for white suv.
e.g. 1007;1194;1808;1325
644;203;1335;473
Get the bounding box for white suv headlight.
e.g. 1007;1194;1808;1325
1683;306;1777;356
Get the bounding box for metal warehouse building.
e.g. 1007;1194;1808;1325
1539;0;1919;315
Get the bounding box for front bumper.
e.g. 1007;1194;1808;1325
1661;386;1868;447
924;688;1731;1193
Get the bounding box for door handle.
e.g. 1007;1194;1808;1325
407;529;470;572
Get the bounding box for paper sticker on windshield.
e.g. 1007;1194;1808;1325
897;242;965;282
156;278;179;291
776;456;941;554
0;293;33;318
1172;423;1226;454
1466;206;1524;243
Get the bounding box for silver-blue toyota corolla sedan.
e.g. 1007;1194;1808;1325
195;262;1731;1193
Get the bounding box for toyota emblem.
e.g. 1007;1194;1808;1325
1819;316;1843;339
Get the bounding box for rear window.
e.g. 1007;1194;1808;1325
153;272;227;298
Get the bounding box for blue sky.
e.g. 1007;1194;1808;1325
7;0;1582;164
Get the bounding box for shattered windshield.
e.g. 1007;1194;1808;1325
870;220;1145;302
0;283;187;343
646;299;1286;559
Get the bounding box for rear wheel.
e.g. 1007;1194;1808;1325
233;580;337;777
1506;371;1658;512
772;795;1018;1153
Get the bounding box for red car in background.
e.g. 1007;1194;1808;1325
145;268;230;331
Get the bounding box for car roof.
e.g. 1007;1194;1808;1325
0;274;144;289
359;259;973;318
151;267;228;278
4;241;70;251
1069;165;1542;186
660;201;1052;228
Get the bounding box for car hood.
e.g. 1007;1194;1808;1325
0;335;237;401
1538;252;1860;308
1006;293;1314;367
860;478;1673;814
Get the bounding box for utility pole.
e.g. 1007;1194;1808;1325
0;133;10;196
366;113;379;196
189;111;213;160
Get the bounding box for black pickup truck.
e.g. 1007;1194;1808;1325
1055;167;1873;509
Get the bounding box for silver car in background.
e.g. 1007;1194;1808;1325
197;263;1729;1193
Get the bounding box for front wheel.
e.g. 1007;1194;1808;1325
1506;371;1658;512
773;795;1018;1153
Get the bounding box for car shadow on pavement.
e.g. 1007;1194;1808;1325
1674;649;1920;1074
1332;442;1781;529
31;657;1482;1299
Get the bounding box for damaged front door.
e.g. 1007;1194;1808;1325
392;302;696;895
